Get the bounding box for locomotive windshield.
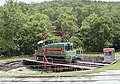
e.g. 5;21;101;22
45;40;54;45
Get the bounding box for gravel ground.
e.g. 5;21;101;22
91;70;120;80
8;67;39;73
0;70;120;84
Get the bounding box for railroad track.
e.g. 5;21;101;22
23;59;110;72
0;77;120;82
0;76;74;78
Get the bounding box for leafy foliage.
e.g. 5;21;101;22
0;0;120;56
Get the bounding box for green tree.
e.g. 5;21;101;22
81;13;114;51
0;0;27;55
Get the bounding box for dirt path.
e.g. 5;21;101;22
0;60;23;71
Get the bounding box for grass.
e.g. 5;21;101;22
0;55;29;63
82;52;120;59
115;52;120;59
82;53;103;57
0;52;120;77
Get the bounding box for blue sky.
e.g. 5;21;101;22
0;0;120;6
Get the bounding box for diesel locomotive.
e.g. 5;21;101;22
36;40;78;63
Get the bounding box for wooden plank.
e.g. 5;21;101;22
76;60;110;66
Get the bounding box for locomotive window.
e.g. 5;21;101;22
105;52;111;56
108;52;112;56
45;40;53;45
65;46;68;51
70;46;73;50
38;43;42;47
68;44;70;51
